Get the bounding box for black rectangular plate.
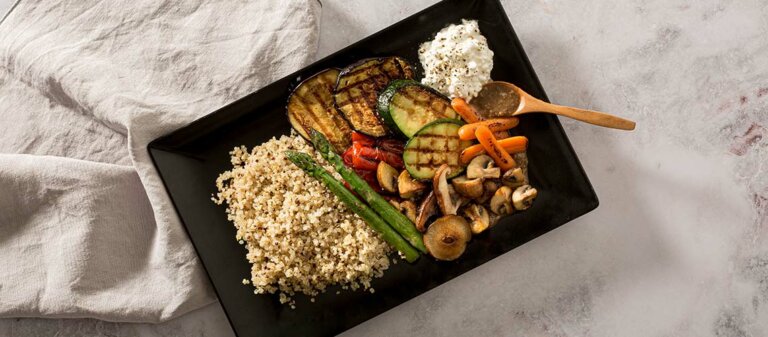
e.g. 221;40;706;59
148;0;599;336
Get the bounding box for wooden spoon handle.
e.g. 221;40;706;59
533;104;636;130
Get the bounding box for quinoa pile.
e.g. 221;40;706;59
212;132;391;307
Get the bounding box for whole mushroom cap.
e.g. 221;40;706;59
423;215;472;261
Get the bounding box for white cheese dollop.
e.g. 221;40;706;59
418;19;494;100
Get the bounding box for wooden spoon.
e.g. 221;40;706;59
469;81;636;130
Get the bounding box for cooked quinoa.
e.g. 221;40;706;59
212;132;391;306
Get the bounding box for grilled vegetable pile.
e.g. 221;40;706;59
334;57;414;137
285;56;538;263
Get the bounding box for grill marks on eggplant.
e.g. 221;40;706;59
334;57;414;137
403;120;473;180
287;69;352;153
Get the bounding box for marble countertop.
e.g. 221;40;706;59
3;0;767;336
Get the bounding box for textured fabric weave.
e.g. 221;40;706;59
0;0;320;322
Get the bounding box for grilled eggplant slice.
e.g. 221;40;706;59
377;80;460;138
334;57;414;137
403;119;473;180
287;68;352;153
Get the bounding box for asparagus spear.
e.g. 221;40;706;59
285;151;420;263
309;130;428;253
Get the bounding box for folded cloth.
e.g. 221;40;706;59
0;0;321;322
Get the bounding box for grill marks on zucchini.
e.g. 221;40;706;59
334;57;414;137
403;120;473;180
287;69;352;153
378;80;459;138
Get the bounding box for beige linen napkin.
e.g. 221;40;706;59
0;0;320;322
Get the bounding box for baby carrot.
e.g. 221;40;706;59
458;118;520;140
475;126;517;171
460;136;528;164
451;97;481;123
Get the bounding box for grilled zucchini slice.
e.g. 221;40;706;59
334;57;414;137
287;68;352;153
377;80;460;138
403;119;473;180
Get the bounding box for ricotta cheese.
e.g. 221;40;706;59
418;20;494;100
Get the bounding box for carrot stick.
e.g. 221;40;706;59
460;136;528;164
451;97;481;123
475;126;517;171
458;118;520;140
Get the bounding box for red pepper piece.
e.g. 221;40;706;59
357;146;380;160
356;145;403;169
379;150;404;169
351;155;378;171
376;138;405;155
342;147;355;167
351;131;375;147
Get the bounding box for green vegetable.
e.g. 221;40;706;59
310;130;428;253
377;80;460;138
334;57;414;137
403;119;473;180
285;151;420;263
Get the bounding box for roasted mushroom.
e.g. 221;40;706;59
451;175;484;199
463;203;491;234
433;164;463;215
477;179;500;204
466;155;501;180
489;185;514;215
415;191;438;232
398;170;427;199
377;161;399;193
501;167;527;188
423;215;472;261
512;185;538;210
400;199;418;223
387;198;418;223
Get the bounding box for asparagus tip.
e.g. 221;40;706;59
285;151;316;172
309;129;332;155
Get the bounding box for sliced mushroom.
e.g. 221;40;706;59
512;185;538;210
415;191;438;232
467;155;501;180
387;198;418;223
463;204;491;234
489;186;514;215
433;164;463;215
376;161;399;193
400;199;418;223
451;175;484;199
398;170;427;199
477;179;500;204
423;215;472;261
501;167;527;188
